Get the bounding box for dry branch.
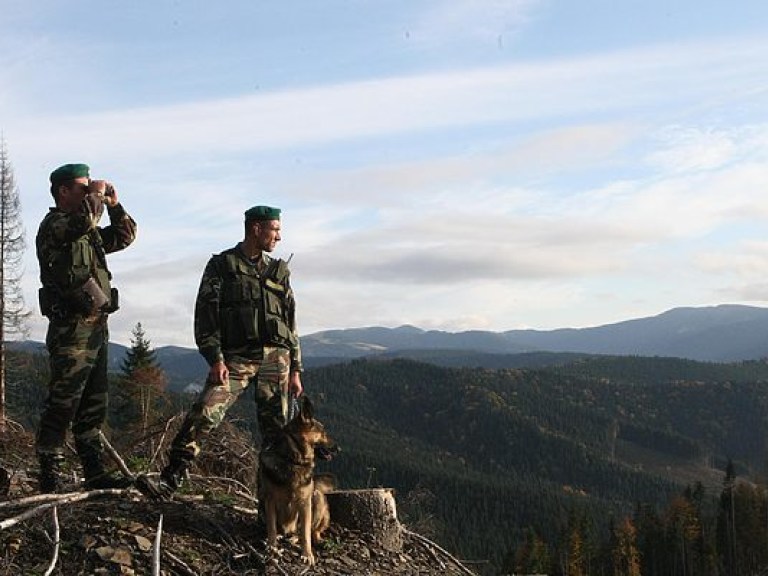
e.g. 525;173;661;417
0;488;128;530
403;527;478;576
0;490;83;510
163;550;198;576
99;431;136;479
148;414;178;469
152;513;163;576
189;473;256;502
42;506;59;576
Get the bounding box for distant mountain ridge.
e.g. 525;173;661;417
13;305;768;390
300;304;768;362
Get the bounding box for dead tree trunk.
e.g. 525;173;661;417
326;488;402;552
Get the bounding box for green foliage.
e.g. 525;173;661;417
120;322;159;375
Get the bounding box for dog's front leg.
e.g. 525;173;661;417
266;498;279;550
299;500;315;566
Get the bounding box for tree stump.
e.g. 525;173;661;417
326;488;403;551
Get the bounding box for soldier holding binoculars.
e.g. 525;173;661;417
35;163;137;492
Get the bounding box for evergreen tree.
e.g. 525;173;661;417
121;322;159;373
0;138;30;432
118;323;167;438
717;459;737;575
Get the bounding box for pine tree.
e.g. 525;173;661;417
0;137;30;432
121;322;159;374
717;459;737;575
119;323;167;438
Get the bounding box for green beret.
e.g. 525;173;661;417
245;205;281;222
50;163;90;186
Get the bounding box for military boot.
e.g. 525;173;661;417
76;437;133;490
136;458;188;500
38;452;66;493
158;458;189;496
80;453;133;490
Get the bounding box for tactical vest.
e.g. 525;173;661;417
38;213;114;318
215;251;295;350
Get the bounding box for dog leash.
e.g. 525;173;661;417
287;394;300;422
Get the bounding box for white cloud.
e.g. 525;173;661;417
5;35;767;167
646;126;737;173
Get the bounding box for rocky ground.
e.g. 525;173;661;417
0;425;479;576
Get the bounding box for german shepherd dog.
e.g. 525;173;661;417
258;396;339;566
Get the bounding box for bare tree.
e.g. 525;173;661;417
0;137;31;432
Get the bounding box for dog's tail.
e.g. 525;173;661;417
314;473;337;493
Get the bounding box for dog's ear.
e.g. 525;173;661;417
300;395;314;422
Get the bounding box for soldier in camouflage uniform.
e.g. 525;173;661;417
36;163;137;492
148;205;303;497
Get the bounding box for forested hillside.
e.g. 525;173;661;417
5;349;768;574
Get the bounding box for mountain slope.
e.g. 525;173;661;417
301;304;768;361
506;304;768;360
302;355;768;570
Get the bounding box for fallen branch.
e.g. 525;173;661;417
231;505;258;516
43;506;60;576
99;432;136;479
0;491;84;510
402;527;478;576
152;514;163;576
148;415;178;469
163;550;198;576
0;489;128;530
420;536;446;569
189;473;256;501
2;418;25;433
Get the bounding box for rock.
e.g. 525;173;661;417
134;534;152;552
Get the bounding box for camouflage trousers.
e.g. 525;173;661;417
169;346;291;464
36;316;110;457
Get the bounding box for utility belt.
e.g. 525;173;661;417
39;278;119;320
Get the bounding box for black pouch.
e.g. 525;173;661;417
108;287;120;313
38;287;56;317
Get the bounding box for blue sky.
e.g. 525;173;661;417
2;0;768;347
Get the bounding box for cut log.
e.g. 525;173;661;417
326;488;402;551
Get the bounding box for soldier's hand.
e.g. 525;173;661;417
88;180;119;207
103;182;118;207
209;361;229;385
289;371;303;397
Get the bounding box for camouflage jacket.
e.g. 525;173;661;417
194;245;303;372
36;198;137;315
